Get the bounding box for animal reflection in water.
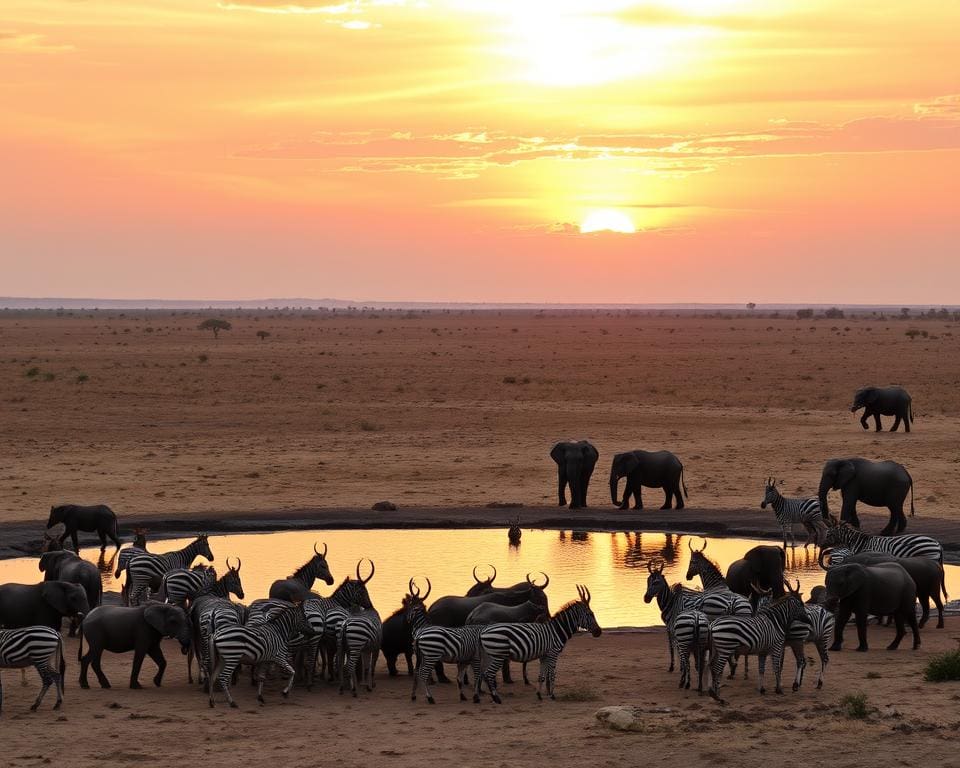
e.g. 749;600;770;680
609;532;680;570
558;531;591;543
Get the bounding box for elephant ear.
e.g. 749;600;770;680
549;444;565;464
835;461;856;489
865;389;879;404
830;565;866;599
40;582;71;615
621;453;641;474
144;604;169;634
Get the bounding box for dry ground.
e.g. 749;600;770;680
1;311;958;527
1;621;959;767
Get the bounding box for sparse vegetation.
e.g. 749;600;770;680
923;648;960;682
25;366;40;378
41;372;55;382
76;373;89;385
359;420;383;432
198;354;209;363
554;685;600;702
198;318;232;339
796;308;814;319
839;692;870;719
256;330;271;341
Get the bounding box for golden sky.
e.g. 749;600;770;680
2;0;958;302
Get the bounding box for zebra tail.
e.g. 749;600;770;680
681;465;688;499
57;633;66;687
910;476;915;517
77;621;84;662
909;399;914;424
941;564;949;601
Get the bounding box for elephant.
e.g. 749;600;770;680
851;386;913;432
609;450;687;510
38;551;103;636
0;581;90;631
818;458;914;535
725;545;786;606
825;562;919;651
78;603;191;689
550;440;599;509
46;504;121;552
820;548;947;629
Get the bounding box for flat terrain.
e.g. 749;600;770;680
1;311;957;531
2;623;959;768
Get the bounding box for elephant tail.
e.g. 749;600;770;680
908;473;915;517
77;621;84;662
908;399;914;424
680;465;689;499
57;633;66;686
940;564;949;601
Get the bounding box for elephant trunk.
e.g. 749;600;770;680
818;477;832;519
609;471;621;507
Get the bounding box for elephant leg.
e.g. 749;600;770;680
840;497;860;529
97;530;107;550
904;412;911;433
860;412;870;430
880;504;903;536
70;530;80;553
557;470;567;507
619;478;632;510
674;482;684;509
873;413;882;432
887;613;905;650
891;415;902;432
130;648;146;689
831;605;851;651
147;645;167;687
580;471;591;508
633;485;643;510
660;486;672;510
854;612;869;652
79;649;92;688
907;609;921;649
90;650;111;689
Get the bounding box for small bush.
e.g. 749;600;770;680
76;373;89;384
839;692;869;719
198;354;209;363
555;685;600;702
503;376;517;384
271;373;282;381
42;372;56;382
924;649;960;682
865;671;881;680
359;420;382;432
25;367;40;378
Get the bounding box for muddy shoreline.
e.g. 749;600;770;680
5;504;960;562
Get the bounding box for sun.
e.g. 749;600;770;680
579;209;636;234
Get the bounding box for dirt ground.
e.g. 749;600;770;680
1;311;957;529
1;621;958;767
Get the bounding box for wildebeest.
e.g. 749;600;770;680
465;599;549;685
46;504;121;552
268;542;334;602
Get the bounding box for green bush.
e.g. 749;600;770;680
25;367;40;378
924;649;960;682
839;692;869;719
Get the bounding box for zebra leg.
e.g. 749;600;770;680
30;663;54;712
757;653;767;694
815;639;829;689
21;668;28;686
218;662;239;708
708;649;728;703
790;642;805;691
772;643;785;694
0;670;3;714
536;657;547;700
186;643;194;685
455;661;469;702
502;658;514;684
667;630;675;673
278;657;297;699
481;656;504;704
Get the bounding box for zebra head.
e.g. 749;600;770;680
195;533;215;563
684;537;712;581
402;577;432;626
331;559;376;609
643;559;668;604
758;580;810;630
817;547;853;570
222;557;245;600
760;477;780;509
570;584;601;637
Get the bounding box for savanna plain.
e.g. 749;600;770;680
1;311;959;766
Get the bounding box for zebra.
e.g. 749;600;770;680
337;606;382;697
402;578;482;704
824;523;943;564
126;534;215;606
160;565;217;606
185;559;245;684
753;584;834;690
706;582;812;703
268;542;334;602
685;540;753;618
0;626;65;714
642;562;708;692
762;478;827;548
475;584;601;705
208;602;315;708
114;528;149;605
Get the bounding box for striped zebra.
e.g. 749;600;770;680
475;585;601;705
126;535;215;606
824;523;943;563
685;540;754;618
114;529;149;606
762;478;828;548
706;583;811;703
208;603;315;708
337;606;382;697
160;565;217;606
642;562;708;692
754;586;834;690
0;626;65;714
185;560;246;684
403;578;482;703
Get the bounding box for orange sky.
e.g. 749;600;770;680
2;0;958;303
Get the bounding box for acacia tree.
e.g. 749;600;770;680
198;318;232;339
256;330;271;341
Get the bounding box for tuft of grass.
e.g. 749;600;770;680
271;373;282;381
25;366;40;378
865;671;882;680
359;420;382;432
924;649;960;682
555;685;600;702
839;692;870;719
41;372;56;382
502;376;517;384
76;373;89;384
198;354;209;363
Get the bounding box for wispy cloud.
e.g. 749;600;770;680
0;31;74;54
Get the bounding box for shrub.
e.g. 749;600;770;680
839;692;869;719
923;648;960;682
25;367;40;378
503;376;517;384
42;372;56;382
76;373;89;384
796;308;814;319
359;420;382;432
256;330;271;341
198;354;209;363
555;685;600;702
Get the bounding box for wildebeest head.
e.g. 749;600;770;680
222;557;245;600
643;559;667;604
466;564;497;596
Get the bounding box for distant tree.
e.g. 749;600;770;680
256;330;271;342
198;318;232;339
796;308;814;319
901;307;911;318
746;302;756;311
824;307;845;319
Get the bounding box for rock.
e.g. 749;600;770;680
595;706;645;732
371;501;397;512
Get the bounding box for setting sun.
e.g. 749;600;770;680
580;210;637;234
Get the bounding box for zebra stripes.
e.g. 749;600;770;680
337;608;382;697
127;535;215;606
404;578;482;704
161;566;217;606
684;542;753;619
0;626;65;713
208;603;315;708
755;590;834;690
824;524;943;563
475;585;601;704
762;479;827;548
643;564;708;691
707;589;811;703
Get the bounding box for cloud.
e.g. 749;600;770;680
0;31;74;54
914;94;960;116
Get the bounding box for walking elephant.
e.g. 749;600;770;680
78;604;191;689
0;581;90;631
46;504;121;552
550;441;599;509
818;458;914;535
725;545;786;604
38;550;102;636
825;562;919;651
851;386;913;432
609;450;687;510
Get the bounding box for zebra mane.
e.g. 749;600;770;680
692;552;724;578
289;555;320;581
556;598;586;616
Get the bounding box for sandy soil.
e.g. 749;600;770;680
1;311;958;532
1;621;958;767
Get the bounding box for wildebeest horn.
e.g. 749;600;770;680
314;541;327;558
408;577;419;597
358;558;374;584
750;581;772;596
785;578;801;595
422;577;431;601
227;556;240;571
472;565;481;584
